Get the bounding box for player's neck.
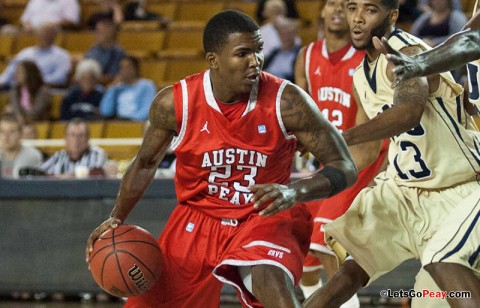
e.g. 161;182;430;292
324;32;351;53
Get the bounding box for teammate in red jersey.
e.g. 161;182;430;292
294;0;387;303
86;10;357;307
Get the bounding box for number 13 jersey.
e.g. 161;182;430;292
170;70;297;219
354;29;480;189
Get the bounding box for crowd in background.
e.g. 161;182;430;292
0;0;474;179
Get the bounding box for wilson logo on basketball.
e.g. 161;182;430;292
128;264;150;291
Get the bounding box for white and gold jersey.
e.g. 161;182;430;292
466;0;480;107
354;29;480;189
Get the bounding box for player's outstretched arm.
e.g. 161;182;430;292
250;84;358;216
374;30;480;87
343;45;429;146
86;87;176;262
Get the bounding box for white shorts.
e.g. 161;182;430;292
325;172;480;284
422;187;480;276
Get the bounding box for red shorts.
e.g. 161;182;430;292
309;140;389;254
125;203;313;308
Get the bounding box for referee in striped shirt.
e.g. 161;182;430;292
39;118;106;177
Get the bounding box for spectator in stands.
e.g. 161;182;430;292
418;0;462;12
397;0;422;24
85;18;126;85
256;0;299;24
99;55;156;121
6;60;51;122
20;0;80;32
0;113;43;178
61;59;104;121
0;23;72;89
39;118;107;177
87;0;124;30
411;0;467;47
263;17;301;82
123;0;170;26
259;0;301;59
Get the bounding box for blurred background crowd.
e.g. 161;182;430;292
0;0;476;181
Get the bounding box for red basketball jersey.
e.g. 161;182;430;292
171;70;297;220
305;39;365;132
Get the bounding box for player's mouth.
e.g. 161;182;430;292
351;27;366;41
331;14;344;25
245;72;259;83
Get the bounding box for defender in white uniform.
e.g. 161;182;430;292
303;1;480;307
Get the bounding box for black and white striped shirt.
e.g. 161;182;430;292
39;146;107;175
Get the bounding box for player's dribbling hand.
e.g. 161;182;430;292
250;184;297;216
373;36;420;88
85;217;122;266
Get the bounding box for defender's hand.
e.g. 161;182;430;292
373;36;421;87
85;217;122;266
250;184;297;216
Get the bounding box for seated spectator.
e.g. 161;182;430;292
0;23;72;89
418;0;462;12
85;18;126;85
397;0;422;24
20;0;80;32
87;0;124;30
259;0;301;59
0;113;43;178
263;17;301;82
99;55;156;121
39;118;107;178
256;0;299;24
410;0;467;47
61;59;104;121
6;60;51;121
123;0;170;26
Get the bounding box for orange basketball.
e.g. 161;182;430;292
89;224;163;298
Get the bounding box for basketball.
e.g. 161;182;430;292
89;224;163;298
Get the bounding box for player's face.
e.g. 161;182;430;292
213;31;264;99
322;0;349;34
345;0;392;50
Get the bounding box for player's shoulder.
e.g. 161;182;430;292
387;29;427;54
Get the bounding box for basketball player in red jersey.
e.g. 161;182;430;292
86;10;357;307
294;0;387;303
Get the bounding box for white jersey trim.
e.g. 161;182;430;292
305;42;314;95
203;69;259;116
276;80;296;140
170;79;189;150
310;243;336;256
242;240;291;253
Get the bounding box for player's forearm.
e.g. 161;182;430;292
110;159;157;223
289;159;358;201
343;103;423;146
414;30;480;76
348;140;381;171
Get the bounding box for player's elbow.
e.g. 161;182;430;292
343;160;358;189
461;31;480;59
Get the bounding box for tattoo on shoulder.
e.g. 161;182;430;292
281;87;327;154
395;78;428;107
151;91;176;131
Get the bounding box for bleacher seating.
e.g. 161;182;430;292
1;0;335;162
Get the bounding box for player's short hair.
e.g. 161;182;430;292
380;0;399;9
203;10;260;53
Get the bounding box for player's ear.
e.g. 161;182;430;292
388;9;399;26
206;52;219;70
